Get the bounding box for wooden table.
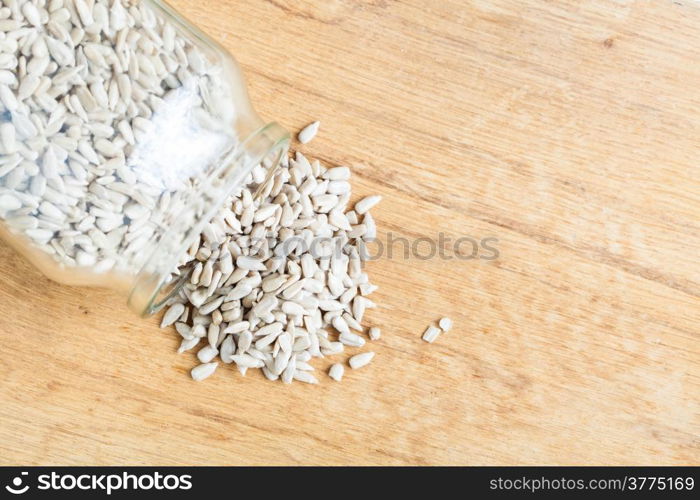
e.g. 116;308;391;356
0;0;698;465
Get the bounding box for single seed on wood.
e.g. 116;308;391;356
328;363;344;381
439;317;452;332
369;327;381;341
349;352;375;369
298;121;320;144
422;326;441;343
178;337;200;354
355;195;382;215
191;362;218;381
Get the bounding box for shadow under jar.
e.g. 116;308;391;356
0;0;290;315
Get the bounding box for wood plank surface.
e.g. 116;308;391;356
0;0;698;465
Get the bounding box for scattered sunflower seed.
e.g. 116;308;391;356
422;326;441;344
349;352;375;370
439;317;452;332
355;195;382;215
328;363;344;381
297;121;320;144
191;362;218;381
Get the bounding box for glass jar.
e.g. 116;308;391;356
0;0;289;315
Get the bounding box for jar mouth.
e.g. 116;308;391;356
128;122;290;317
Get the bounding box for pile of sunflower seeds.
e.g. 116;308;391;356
0;0;235;275
161;145;382;383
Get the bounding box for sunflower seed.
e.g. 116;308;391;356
281;356;296;384
236;255;266;271
339;332;365;348
219;336;235;363
422;326;441;343
178;337;200;354
207;323;220;348
191;362;218;381
231;354;264;369
197;345;219;364
0;194;22;212
21;3;42;27
297;121;320;144
161;303;185;328
225;282;253;301
323;167;350;181
293;370;319;384
191;324;206;338
332;315;350;335
328;363;344;381
439;317;452;332
321;341;344;356
175;323;193;340
255;329;282;350
349;352;375;370
355;195;382;215
359;283;378;296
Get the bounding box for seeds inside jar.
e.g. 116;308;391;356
0;0;240;282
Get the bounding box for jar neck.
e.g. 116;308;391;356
127;122;289;316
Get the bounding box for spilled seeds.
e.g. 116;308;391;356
161;129;382;383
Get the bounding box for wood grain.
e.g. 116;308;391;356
0;0;698;465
